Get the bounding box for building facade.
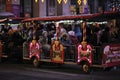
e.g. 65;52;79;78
0;0;21;17
0;0;119;18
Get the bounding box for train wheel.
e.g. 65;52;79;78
82;63;90;74
33;58;39;67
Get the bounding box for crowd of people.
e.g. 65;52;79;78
0;21;119;60
0;21;120;48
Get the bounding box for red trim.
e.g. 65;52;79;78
51;60;64;64
103;61;120;68
8;17;26;20
0;17;26;23
22;11;118;22
29;42;40;60
77;44;93;66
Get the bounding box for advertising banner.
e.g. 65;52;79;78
103;44;120;66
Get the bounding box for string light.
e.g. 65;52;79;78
41;0;44;3
83;0;87;5
77;0;82;5
63;0;67;4
57;0;62;4
35;0;38;3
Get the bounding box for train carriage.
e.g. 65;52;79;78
0;17;25;61
22;11;120;73
0;12;120;73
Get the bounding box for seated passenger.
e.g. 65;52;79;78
74;24;82;42
68;31;79;45
101;26;110;43
60;33;71;46
41;31;51;58
42;31;48;44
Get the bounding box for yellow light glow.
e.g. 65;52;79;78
57;0;62;4
63;0;67;4
41;0;44;3
35;0;38;3
77;0;81;5
83;0;87;5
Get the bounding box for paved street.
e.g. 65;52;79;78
0;61;120;80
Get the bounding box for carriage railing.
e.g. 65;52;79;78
63;45;77;62
92;46;103;65
23;42;29;58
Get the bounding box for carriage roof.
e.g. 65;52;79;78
22;11;120;22
0;17;26;24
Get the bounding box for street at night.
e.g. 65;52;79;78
0;61;120;80
0;0;120;80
